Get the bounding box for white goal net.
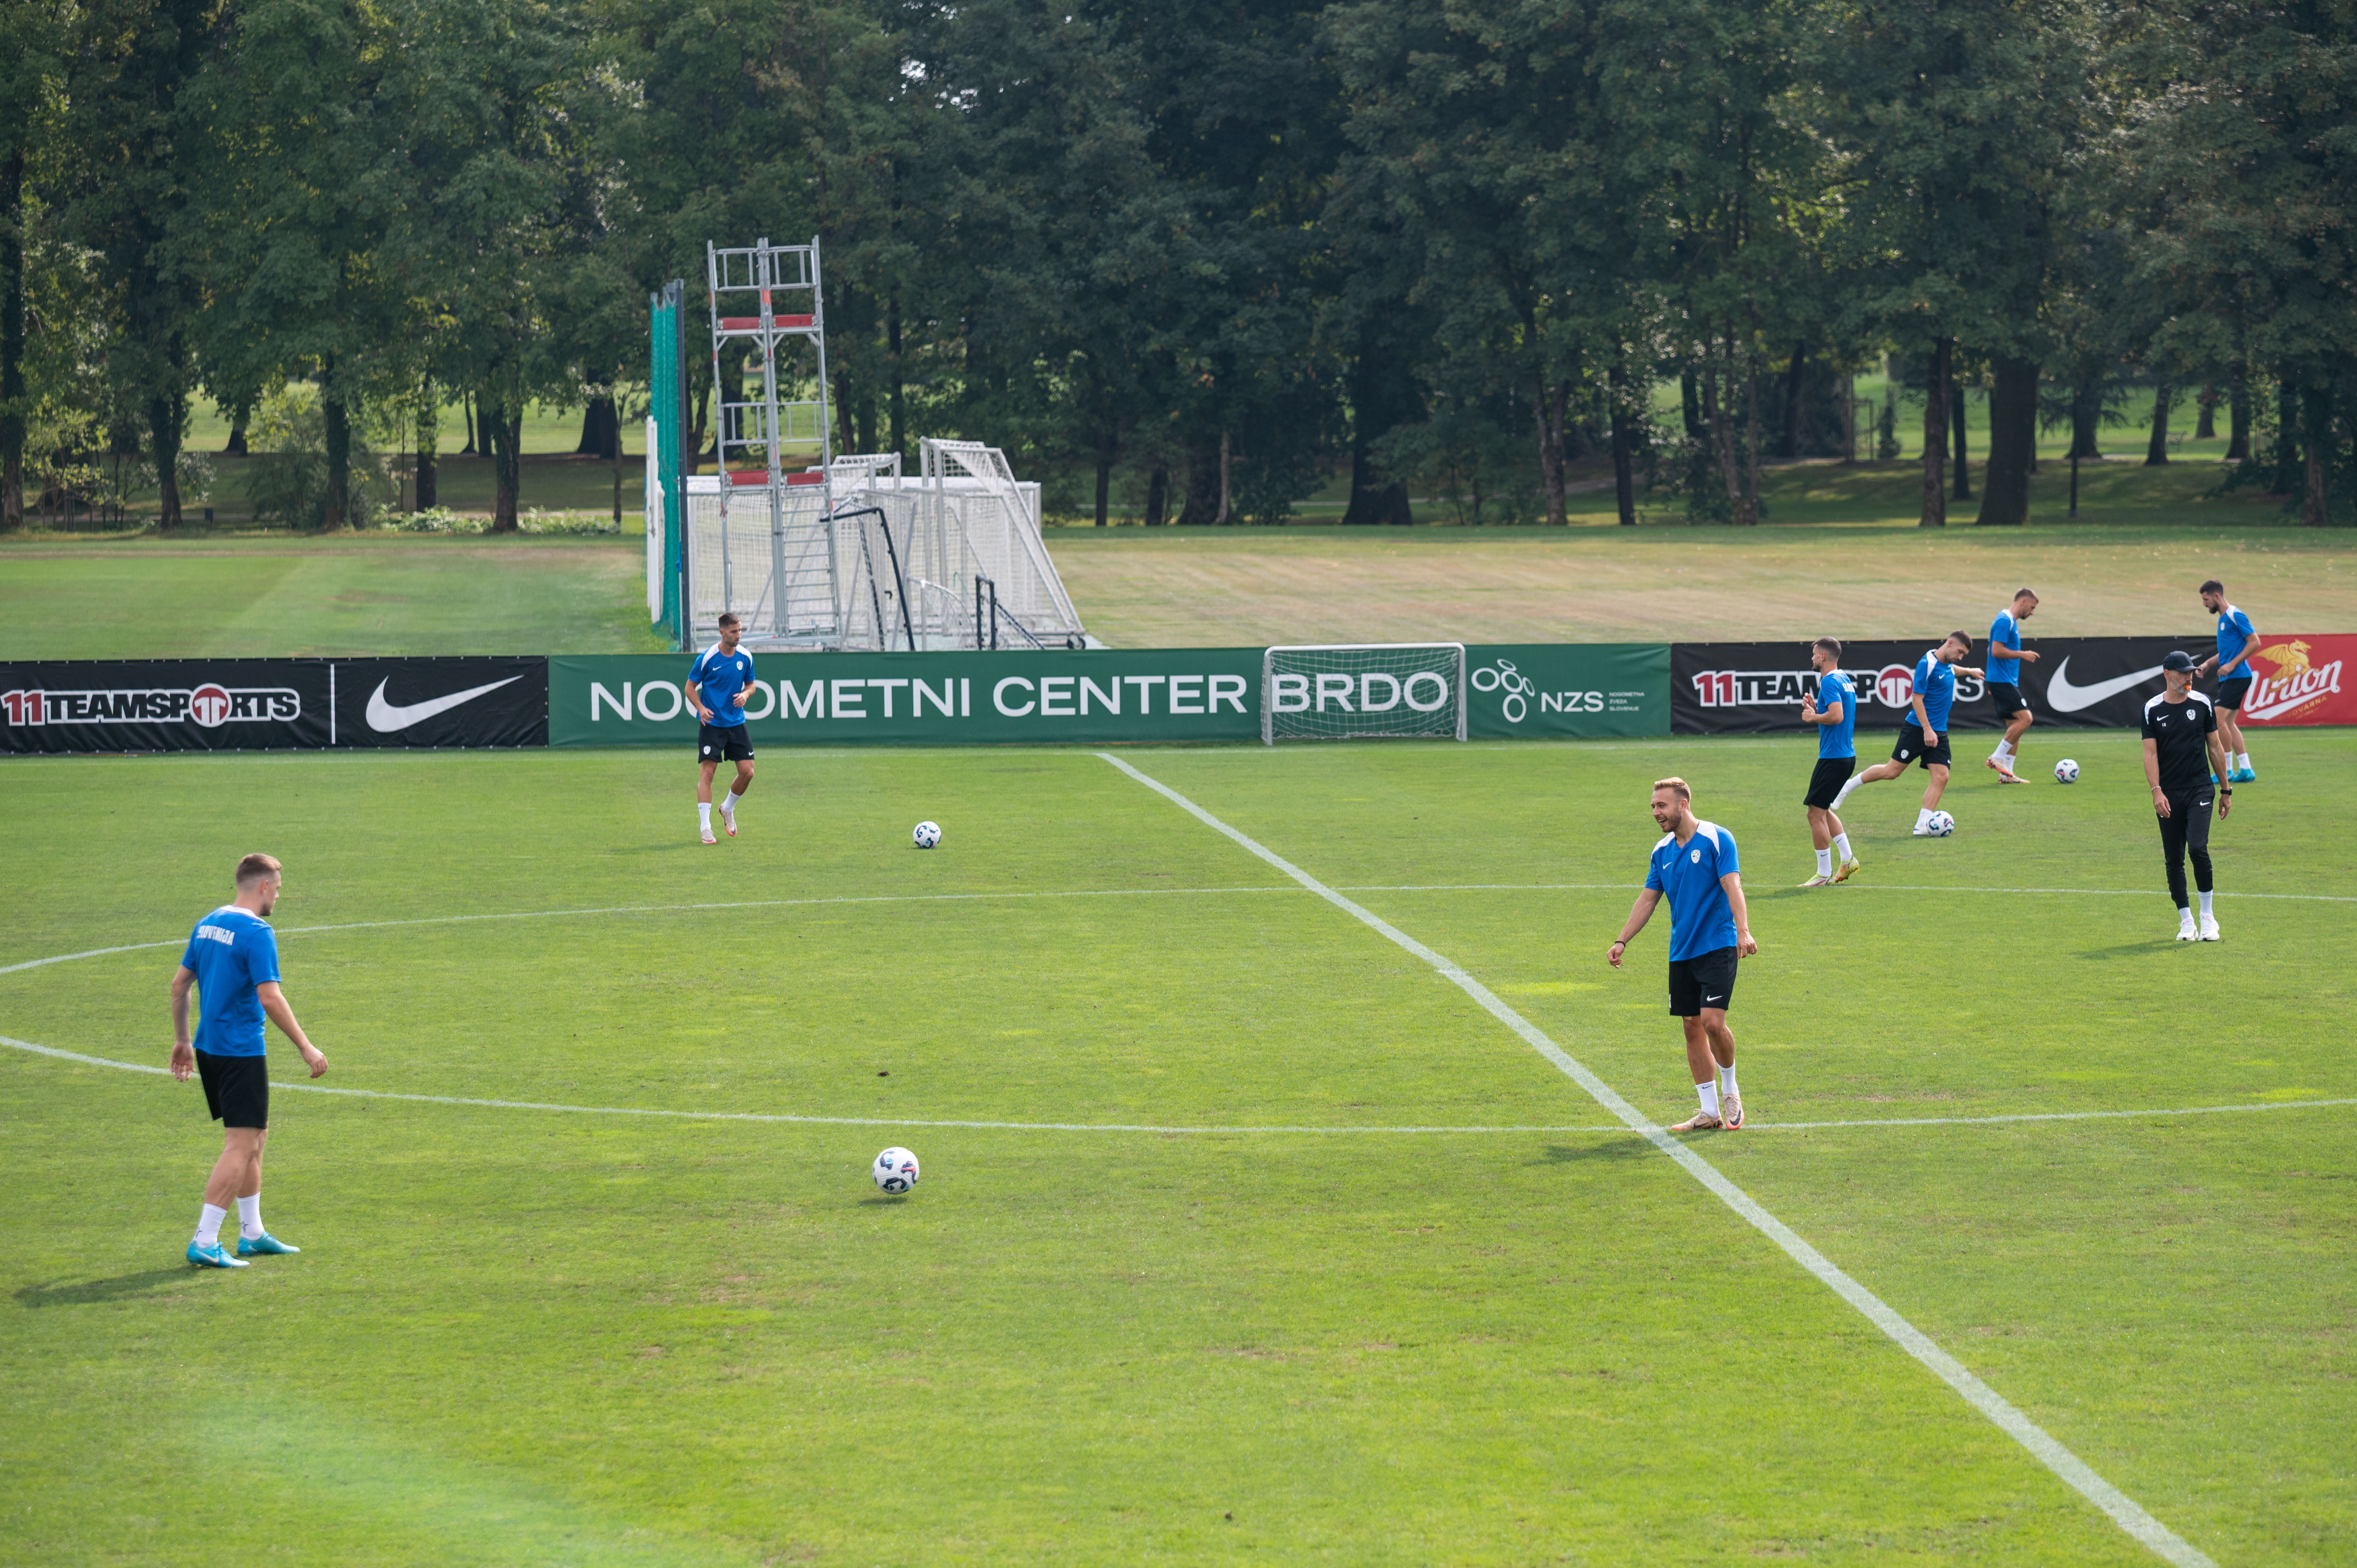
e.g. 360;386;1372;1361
1263;644;1468;744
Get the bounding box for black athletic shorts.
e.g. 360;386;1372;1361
1667;945;1738;1017
196;1049;268;1129
698;723;754;763
1804;756;1856;810
1890;728;1952;768
1987;682;2028;718
2215;677;2252;712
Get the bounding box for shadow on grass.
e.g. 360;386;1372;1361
1535;1138;1650;1165
16;1268;191;1307
2074;940;2188;962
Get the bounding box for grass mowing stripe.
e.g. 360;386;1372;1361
1096;749;2218;1568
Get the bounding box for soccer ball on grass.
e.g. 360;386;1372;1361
2054;758;2080;783
912;820;942;849
1923;811;1956;837
872;1146;919;1194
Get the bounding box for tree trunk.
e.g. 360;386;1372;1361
1743;361;1763;523
2227;366;2251;462
575;395;618;458
2069;382;2102;460
1214;430;1232;525
1680;371;1703;440
1780;342;1806;459
2195;384;2218;440
2144;383;2173;465
2273;382;2302;493
1142;463;1168;528
1181;438;1220;525
0;145;23;533
1919;339;1949;526
460;391;478;455
150;392;184;529
1976;354;2037;526
414;379;437;510
1094;454;1111;528
488;395;523;532
1343;330;1418;526
1533;372;1570;526
2302;385;2332;527
1608;348;1638;526
1950;368;1971;501
224;403;250;456
323;387;351;530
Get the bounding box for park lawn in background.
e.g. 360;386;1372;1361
2;732;2350;1565
0;534;669;657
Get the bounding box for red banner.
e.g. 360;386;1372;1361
2237;634;2357;726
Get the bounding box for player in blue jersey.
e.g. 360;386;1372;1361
1608;778;1759;1131
2195;580;2258;782
1832;629;1984;835
1983;588;2040;783
1796;638;1861;886
686;611;759;844
169;853;328;1269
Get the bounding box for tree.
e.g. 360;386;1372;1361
0;0;71;530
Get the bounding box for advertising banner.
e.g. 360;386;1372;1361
0;658;546;754
2234;634;2357;728
1465;644;1667;739
1672;636;2253;735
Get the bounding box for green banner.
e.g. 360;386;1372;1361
551;644;1670;748
1464;644;1667;739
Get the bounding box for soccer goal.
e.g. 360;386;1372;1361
1262;644;1469;744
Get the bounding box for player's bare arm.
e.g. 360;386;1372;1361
1722;873;1758;956
169;965;196;1079
2209;734;2234;819
1607;888;1663;967
1912;694;1936;745
2143;737;2171;817
258;982;328;1077
685;681;713;723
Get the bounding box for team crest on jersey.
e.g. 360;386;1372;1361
1690;847;1701;863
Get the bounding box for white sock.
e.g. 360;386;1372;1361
1991;741;2012;763
1833;833;1853;862
2179;905;2196;926
721;788;738;815
1916;807;1935;829
1719;1063;1739;1097
195;1203;226;1247
236;1194;263;1240
1816;848;1833;877
698;801;712;830
1832;777;1862;810
2199;891;2214;919
2237;752;2251;771
1696;1081;1721;1117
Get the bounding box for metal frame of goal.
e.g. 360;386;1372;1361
1262;643;1469;744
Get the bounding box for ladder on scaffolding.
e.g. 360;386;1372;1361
706;236;838;643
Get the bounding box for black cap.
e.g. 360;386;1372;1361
2162;650;2196;673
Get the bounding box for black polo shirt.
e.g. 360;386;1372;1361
2141;690;2217;795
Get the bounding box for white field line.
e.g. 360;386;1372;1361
1094;750;2215;1568
3;1032;2346;1140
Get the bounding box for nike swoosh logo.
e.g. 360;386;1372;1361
365;676;523;733
2044;657;2164;714
1704;995;1725;1002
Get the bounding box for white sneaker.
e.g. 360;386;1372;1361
2199;914;2220;941
2176;915;2198;942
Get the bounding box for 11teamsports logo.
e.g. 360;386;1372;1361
0;683;301;728
1688;664;1982;709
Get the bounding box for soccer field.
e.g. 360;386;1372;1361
5;733;2353;1565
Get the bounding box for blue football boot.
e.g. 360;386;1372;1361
236;1232;300;1257
188;1240;248;1268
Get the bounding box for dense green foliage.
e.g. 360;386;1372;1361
2;0;2353;532
3;736;2354;1562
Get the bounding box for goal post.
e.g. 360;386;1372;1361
1262;643;1469;745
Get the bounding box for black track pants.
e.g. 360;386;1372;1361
2157;788;2214;909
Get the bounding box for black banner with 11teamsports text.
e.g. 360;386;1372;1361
1672;637;2220;735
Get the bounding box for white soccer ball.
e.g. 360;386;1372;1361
912;820;941;849
2054;758;2080;784
1925;810;1956;837
872;1146;919;1194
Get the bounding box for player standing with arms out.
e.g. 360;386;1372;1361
1984;588;2040;783
1797;638;1861;886
1830;630;1984;835
2144;651;2233;941
169;854;328;1269
687;612;758;845
2196;580;2258;782
1607;778;1759;1131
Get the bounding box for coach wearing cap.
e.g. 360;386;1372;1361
2142;650;2232;942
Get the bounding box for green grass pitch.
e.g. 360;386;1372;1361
3;731;2352;1565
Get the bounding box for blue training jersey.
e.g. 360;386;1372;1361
1815;670;1856;759
1988;610;2024;686
180;906;280;1057
2216;605;2257;673
1644;821;1741;962
1911;650;1957;732
691;644;756;728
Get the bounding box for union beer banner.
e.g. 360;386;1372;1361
2237;635;2357;727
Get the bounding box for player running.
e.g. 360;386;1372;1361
2195;580;2258;783
169;853;328;1269
687;612;758;844
1830;630;1984;835
2144;651;2233;941
1984;588;2040;783
1607;778;1759;1131
1797;637;1861;886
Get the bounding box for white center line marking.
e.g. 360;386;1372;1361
1095;751;2215;1568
